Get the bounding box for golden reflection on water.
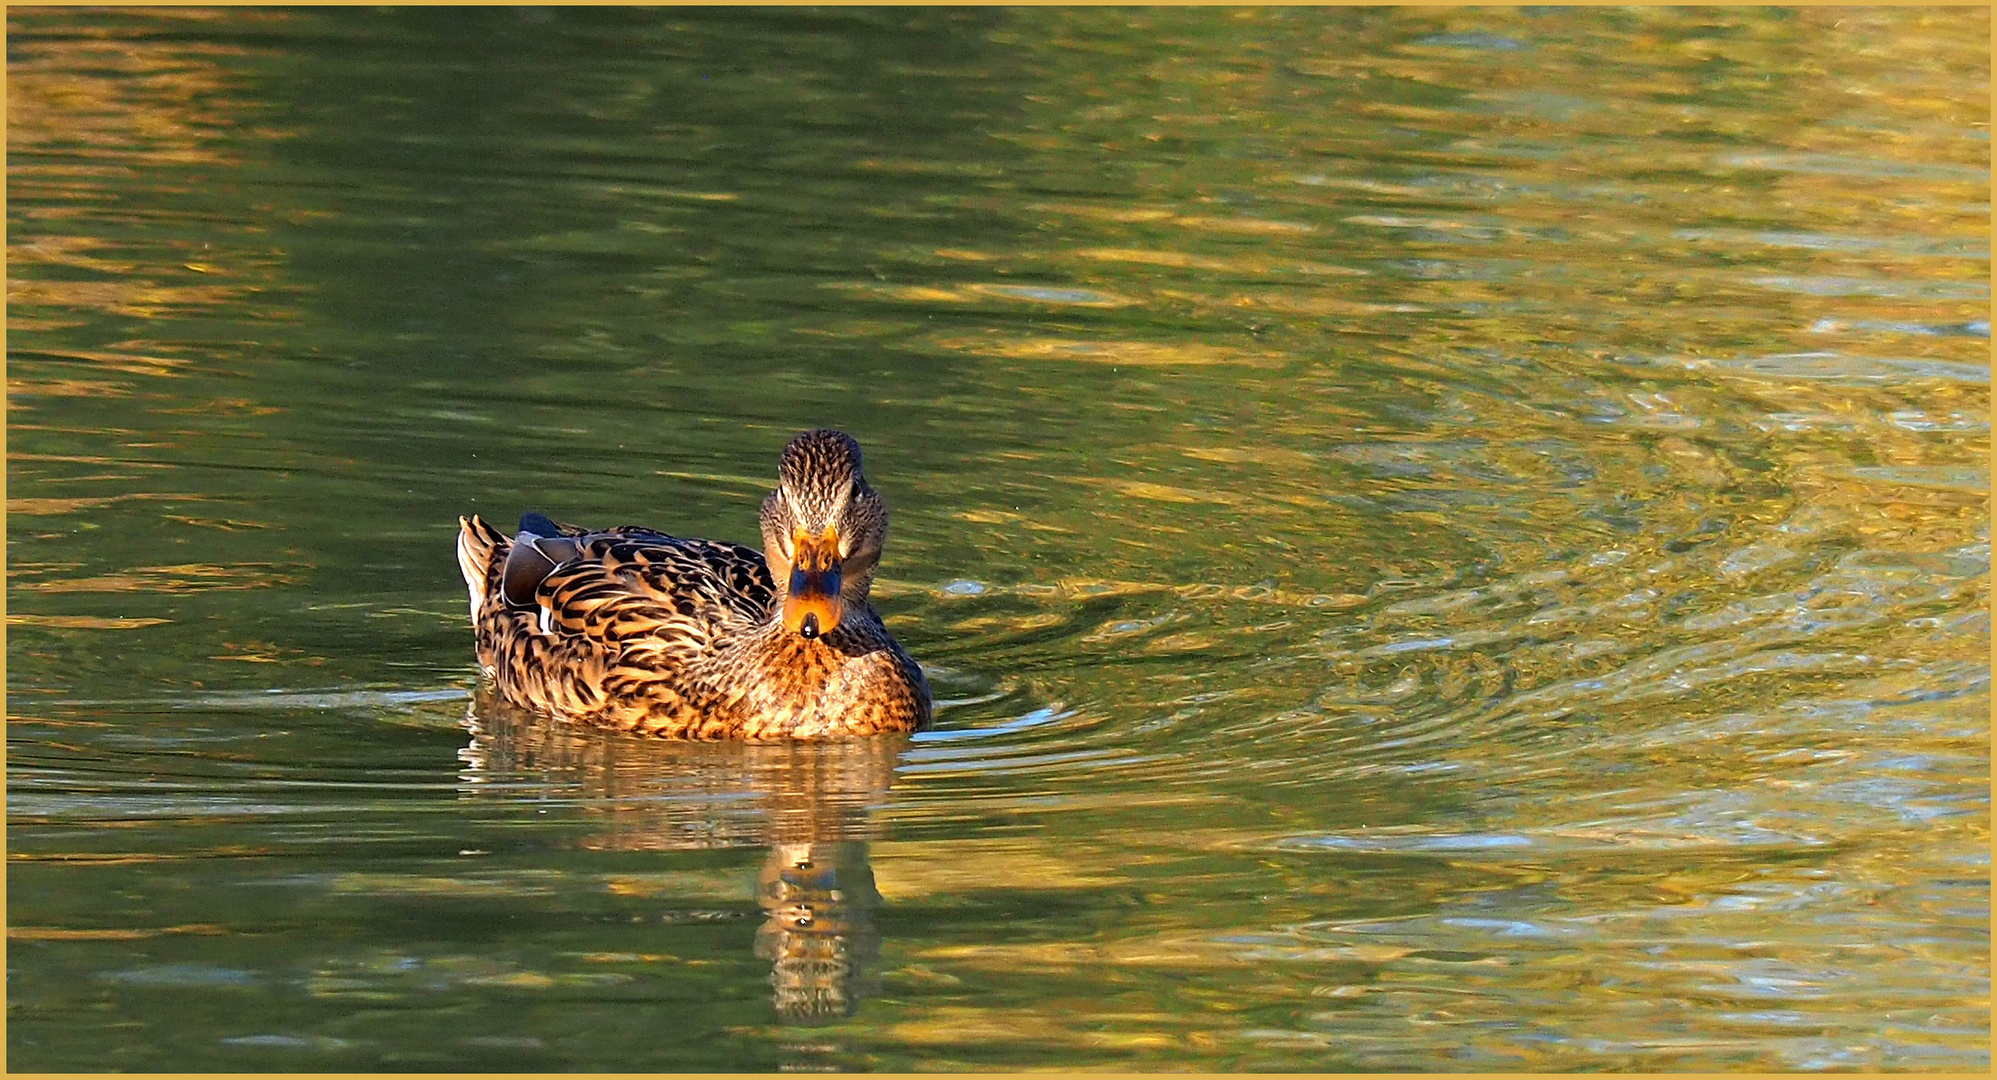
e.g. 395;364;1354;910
6;614;174;630
7;6;296;348
9;562;298;594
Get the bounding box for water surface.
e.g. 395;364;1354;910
7;6;1989;1071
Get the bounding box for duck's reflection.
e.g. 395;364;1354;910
755;840;881;1022
460;689;902;1023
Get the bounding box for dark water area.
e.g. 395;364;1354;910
7;6;1988;1071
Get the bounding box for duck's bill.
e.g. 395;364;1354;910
783;567;843;638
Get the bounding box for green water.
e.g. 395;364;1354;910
7;6;1988;1071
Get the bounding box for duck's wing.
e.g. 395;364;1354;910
529;527;777;663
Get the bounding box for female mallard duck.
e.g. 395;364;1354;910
456;429;931;739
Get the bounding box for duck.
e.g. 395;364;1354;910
456;429;931;739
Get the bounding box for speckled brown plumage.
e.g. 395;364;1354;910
456;430;931;739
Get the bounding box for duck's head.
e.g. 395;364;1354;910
760;429;888;640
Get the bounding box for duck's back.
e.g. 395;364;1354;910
458;515;778;730
540;526;776;646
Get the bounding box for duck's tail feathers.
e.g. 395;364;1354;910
457;514;510;624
